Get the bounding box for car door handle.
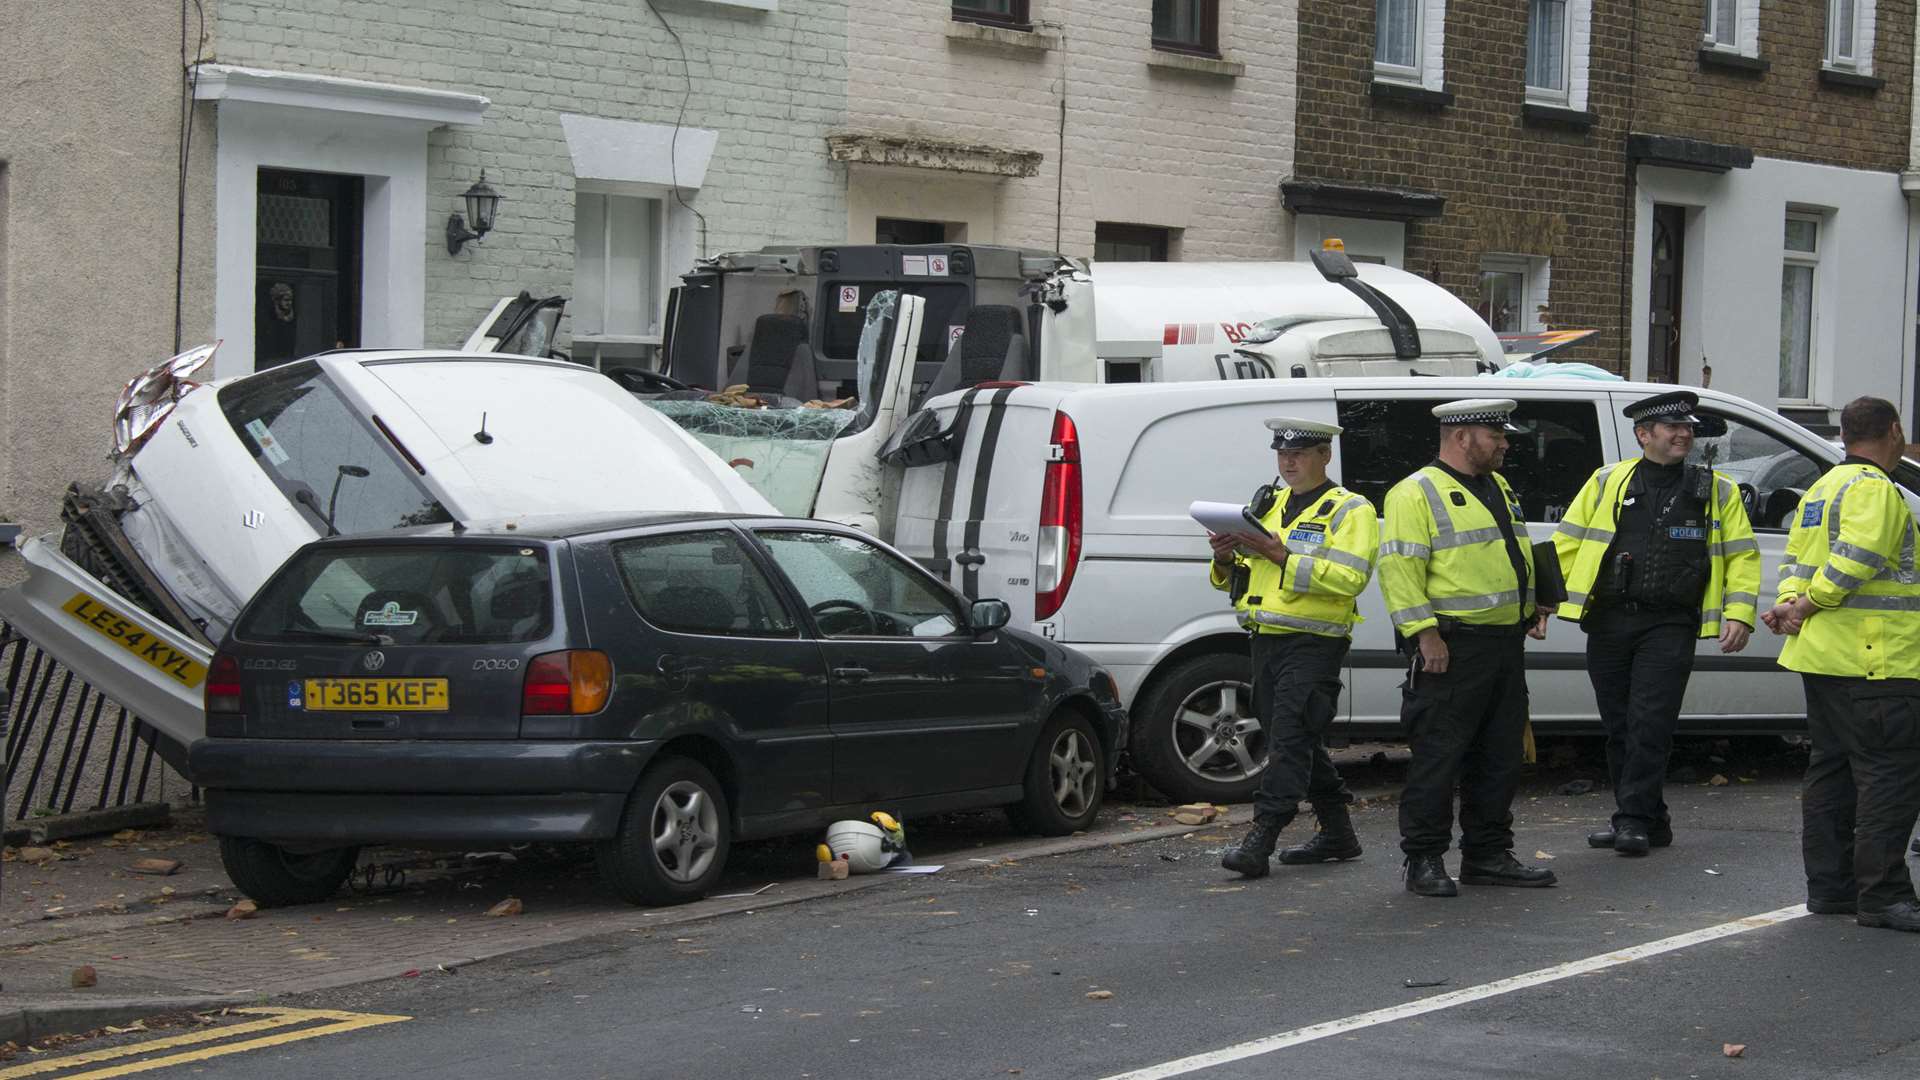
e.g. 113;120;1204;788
955;551;986;567
656;655;707;675
832;666;871;681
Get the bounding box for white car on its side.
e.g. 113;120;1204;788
0;348;775;759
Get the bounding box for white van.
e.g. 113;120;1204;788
889;377;1919;803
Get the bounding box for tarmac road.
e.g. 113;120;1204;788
53;764;1918;1080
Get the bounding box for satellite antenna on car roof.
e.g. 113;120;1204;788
474;412;494;445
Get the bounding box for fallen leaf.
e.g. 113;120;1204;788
1709;774;1730;787
128;858;182;876
487;897;524;917
1534;850;1556;861
1085;990;1114;1000
225;900;258;920
71;966;98;988
401;969;422;978
17;847;58;864
1723;1043;1746;1058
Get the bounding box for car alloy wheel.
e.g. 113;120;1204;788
651;779;721;883
1049;726;1100;818
1171;678;1266;785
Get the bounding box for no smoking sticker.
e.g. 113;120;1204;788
838;285;860;313
927;254;949;277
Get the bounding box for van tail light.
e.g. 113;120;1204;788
205;652;243;715
1035;410;1083;621
522;650;613;716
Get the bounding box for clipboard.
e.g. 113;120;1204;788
1532;539;1568;608
1190;500;1271;543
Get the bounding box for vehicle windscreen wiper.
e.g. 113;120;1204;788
279;629;393;646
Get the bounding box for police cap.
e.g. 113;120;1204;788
1624;390;1704;426
1432;398;1522;433
1265;417;1341;450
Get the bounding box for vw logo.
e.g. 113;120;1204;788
362;650;387;672
241;509;265;529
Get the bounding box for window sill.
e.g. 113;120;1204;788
1146;49;1243;78
945;18;1057;53
1698;47;1769;75
1522;102;1595;131
1369;79;1454;110
1819;66;1884;91
573;333;664;347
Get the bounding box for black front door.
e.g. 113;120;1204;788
752;528;1034;806
256;169;363;370
1648;204;1685;385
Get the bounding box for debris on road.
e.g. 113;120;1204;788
128;857;183;875
225;900;258;920
1403;977;1450;988
17;847;60;864
1085;990;1115;1000
1534;850;1556;861
1704;869;1723;876
1554;780;1596;796
713;883;780;898
1723;1043;1746;1058
70;965;97;988
1172;803;1219;825
1709;774;1730;787
487;897;524;917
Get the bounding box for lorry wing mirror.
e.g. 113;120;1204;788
1310;248;1359;281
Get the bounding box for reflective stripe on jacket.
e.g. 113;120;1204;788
1209;486;1379;637
1378;465;1536;638
1549;458;1761;637
1775;462;1920;679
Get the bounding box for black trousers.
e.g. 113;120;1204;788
1585;610;1697;832
1398;631;1529;858
1249;631;1353;823
1801;674;1920;912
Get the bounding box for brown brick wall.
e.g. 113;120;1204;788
1293;1;1914;373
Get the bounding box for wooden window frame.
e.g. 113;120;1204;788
1151;0;1220;58
952;0;1032;32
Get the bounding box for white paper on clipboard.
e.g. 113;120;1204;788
1189;501;1269;542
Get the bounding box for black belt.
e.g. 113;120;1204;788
1436;616;1526;639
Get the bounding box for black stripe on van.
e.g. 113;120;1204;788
960;387;1017;599
930;387;986;586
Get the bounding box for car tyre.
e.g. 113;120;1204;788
1008;709;1106;836
1131;652;1264;804
596;756;731;906
217;837;359;908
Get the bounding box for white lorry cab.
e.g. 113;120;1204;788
886;376;1920;803
642;243;1502;525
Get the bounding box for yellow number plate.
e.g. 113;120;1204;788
62;593;207;689
303;678;449;712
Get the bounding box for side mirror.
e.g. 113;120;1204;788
969;599;1011;633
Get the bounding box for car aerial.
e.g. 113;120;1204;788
188;512;1127;907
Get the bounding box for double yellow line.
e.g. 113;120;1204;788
0;1007;410;1079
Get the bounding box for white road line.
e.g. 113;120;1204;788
1099;903;1811;1080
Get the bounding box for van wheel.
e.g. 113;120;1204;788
217;837;359;908
1131;653;1264;804
1007;710;1107;836
596;757;731;906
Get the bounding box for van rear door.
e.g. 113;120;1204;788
892;387;1055;621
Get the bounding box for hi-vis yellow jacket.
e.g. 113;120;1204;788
1775;462;1920;680
1379;466;1536;638
1549;459;1760;637
1209;485;1378;637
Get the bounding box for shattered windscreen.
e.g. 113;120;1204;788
643;293;900;516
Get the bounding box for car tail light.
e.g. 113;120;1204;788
522;650;612;716
1035;410;1082;621
205;653;243;715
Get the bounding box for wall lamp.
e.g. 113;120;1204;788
446;172;502;255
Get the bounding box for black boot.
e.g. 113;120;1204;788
1221;815;1286;878
1279;805;1363;865
1404;853;1457;897
1459;850;1558;888
1857;899;1920;933
1613;821;1651;857
1587;823;1674;849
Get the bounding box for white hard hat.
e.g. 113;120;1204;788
825;819;900;874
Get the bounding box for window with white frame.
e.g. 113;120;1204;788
573;187;665;360
1477;255;1550;334
1825;0;1876;71
1526;0;1570;103
1778;214;1820;402
1703;0;1737;48
1375;0;1422;78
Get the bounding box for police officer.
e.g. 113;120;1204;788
1763;396;1920;932
1551;390;1760;856
1379;399;1556;897
1213;418;1379;878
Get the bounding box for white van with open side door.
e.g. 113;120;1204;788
887;377;1920;803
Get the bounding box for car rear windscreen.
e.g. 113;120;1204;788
237;545;553;645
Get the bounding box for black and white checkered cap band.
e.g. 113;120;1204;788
1636;401;1696;420
1439;410;1513;425
1273;428;1329;442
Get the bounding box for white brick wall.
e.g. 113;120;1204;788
213;0;851;349
845;0;1298;260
